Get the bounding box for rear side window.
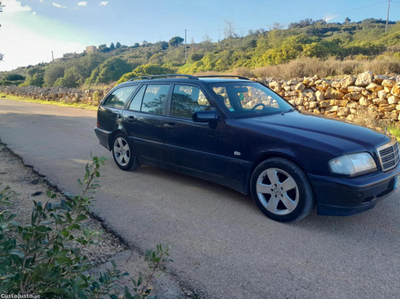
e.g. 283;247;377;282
171;85;213;118
129;85;145;111
103;86;137;109
141;85;169;115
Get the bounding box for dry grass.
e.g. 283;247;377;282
0;93;97;110
226;56;400;80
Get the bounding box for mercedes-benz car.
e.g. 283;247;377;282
94;74;400;222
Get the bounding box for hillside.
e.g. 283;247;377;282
3;18;400;88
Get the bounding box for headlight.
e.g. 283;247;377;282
329;153;377;176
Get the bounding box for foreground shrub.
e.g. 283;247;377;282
0;155;171;298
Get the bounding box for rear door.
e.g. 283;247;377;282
164;83;227;176
122;83;171;163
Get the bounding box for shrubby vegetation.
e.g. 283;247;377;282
3;18;400;87
0;155;172;298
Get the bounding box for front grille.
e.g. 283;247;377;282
378;140;400;172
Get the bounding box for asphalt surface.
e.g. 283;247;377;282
1;98;400;299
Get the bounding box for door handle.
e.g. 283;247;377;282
164;122;176;129
112;111;121;118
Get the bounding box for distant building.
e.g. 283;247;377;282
63;53;75;59
86;46;98;53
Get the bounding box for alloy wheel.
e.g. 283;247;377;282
113;137;130;167
256;168;299;216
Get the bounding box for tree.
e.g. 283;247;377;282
110;43;115;50
74;53;106;80
4;74;25;81
19;66;44;87
270;22;284;30
85;57;132;85
118;64;173;83
224;19;236;39
54;67;81;87
44;64;65;87
98;44;109;53
116;42;121;49
168;36;184;47
345;17;351;24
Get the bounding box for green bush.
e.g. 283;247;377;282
86;58;132;85
118;64;173;83
0;155;172;298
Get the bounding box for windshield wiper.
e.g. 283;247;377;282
283;108;296;113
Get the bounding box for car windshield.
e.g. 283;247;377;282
210;82;293;118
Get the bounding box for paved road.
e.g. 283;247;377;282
1;98;400;299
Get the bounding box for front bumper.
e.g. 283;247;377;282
309;162;400;216
94;127;112;150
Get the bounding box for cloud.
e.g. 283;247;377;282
32;11;37;15
77;1;87;6
39;0;44;3
323;13;340;22
52;2;67;8
99;1;108;6
3;0;32;13
0;11;87;71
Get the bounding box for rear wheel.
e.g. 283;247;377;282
112;133;140;171
250;158;314;222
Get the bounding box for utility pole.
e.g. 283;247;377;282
51;51;54;62
385;0;390;33
184;29;187;61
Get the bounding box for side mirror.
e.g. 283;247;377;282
192;110;219;123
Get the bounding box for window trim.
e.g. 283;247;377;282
167;83;215;120
101;84;139;109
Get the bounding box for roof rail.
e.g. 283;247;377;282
129;74;198;81
197;75;249;80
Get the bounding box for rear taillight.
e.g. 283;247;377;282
97;121;100;128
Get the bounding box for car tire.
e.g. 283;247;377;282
111;133;140;171
250;157;314;222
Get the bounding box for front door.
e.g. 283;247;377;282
122;84;171;163
164;84;227;176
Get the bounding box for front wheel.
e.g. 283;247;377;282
250;158;315;222
111;133;140;171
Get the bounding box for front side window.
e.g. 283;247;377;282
211;83;293;118
103;85;137;109
171;85;213;118
141;84;170;115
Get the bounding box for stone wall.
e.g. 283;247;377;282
259;71;400;123
0;85;112;106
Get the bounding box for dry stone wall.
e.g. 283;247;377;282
258;71;400;123
0;85;112;106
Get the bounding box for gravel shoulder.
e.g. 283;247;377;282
0;142;189;298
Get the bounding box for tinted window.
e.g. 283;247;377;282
171;85;213;118
212;83;292;118
129;85;145;111
141;85;169;115
103;86;137;109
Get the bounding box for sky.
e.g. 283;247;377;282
0;0;399;71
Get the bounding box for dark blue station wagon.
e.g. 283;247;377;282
95;74;400;222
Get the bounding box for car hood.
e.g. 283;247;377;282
238;111;390;154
